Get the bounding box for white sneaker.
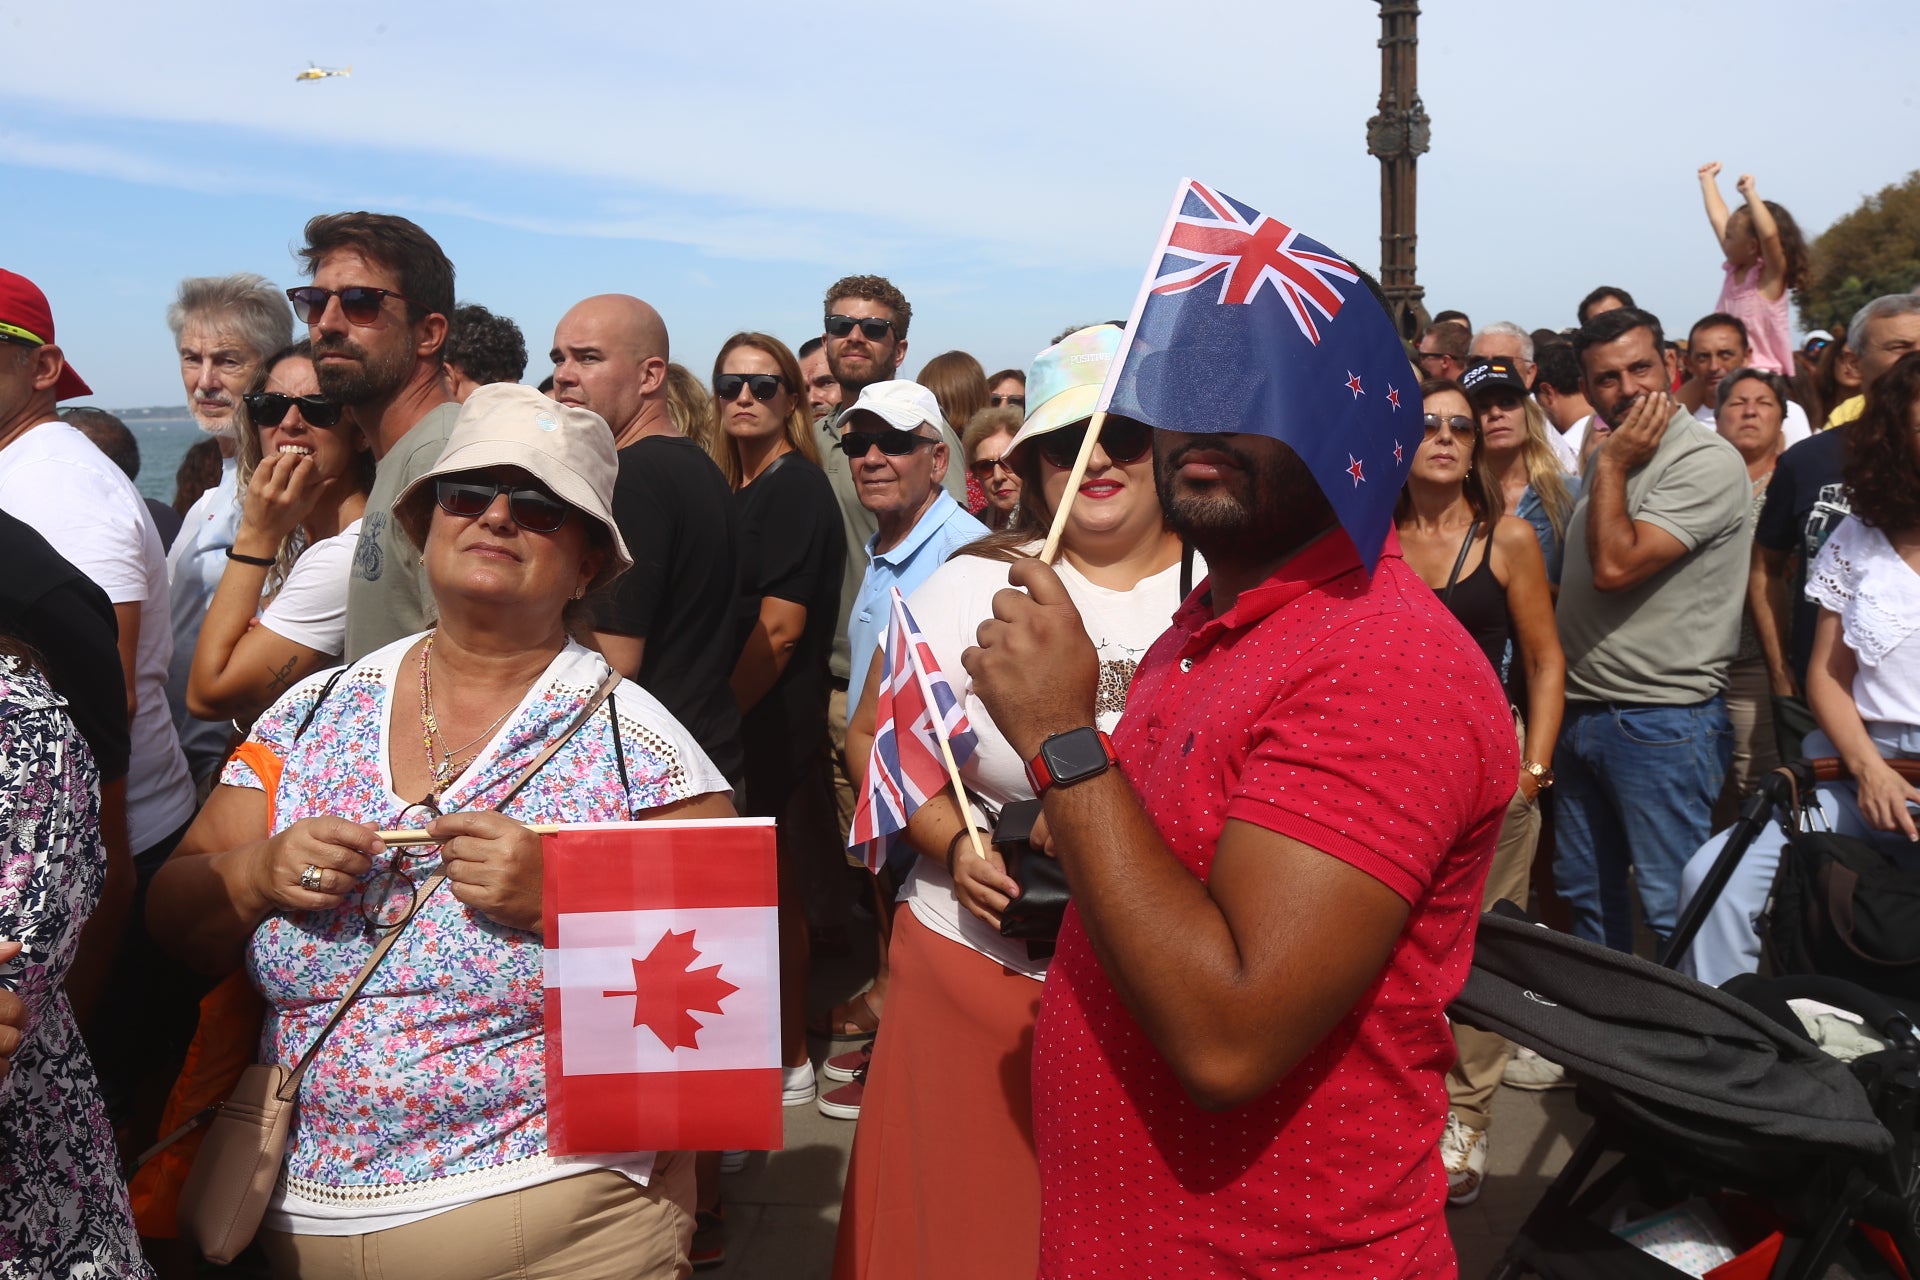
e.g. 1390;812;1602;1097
1441;1112;1488;1207
782;1060;816;1107
1502;1046;1570;1091
718;1150;749;1174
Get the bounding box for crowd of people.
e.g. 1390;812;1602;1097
0;158;1918;1279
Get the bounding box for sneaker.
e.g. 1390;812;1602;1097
782;1060;817;1107
690;1206;726;1270
817;1064;866;1120
1441;1112;1487;1207
822;1043;872;1084
717;1149;748;1175
1502;1045;1571;1091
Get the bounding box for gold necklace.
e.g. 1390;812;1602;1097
417;633;517;794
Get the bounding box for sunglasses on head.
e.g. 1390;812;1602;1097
1037;418;1153;470
989;393;1025;409
434;476;572;533
838;428;933;459
1423;413;1477;438
286;285;419;327
824;314;896;342
244;391;343;428
714;373;789;402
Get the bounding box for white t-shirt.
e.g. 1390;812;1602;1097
1805;516;1920;727
1546;414;1588;474
897;547;1193;978
167;456;242;781
260;518;364;657
1693;398;1812;450
0;422;195;853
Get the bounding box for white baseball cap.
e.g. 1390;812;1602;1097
841;379;949;436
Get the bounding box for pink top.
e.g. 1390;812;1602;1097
1716;260;1794;375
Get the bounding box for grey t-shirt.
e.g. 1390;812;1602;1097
1557;409;1752;705
344;402;459;663
817;405;969;682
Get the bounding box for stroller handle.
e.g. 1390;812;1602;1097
1808;757;1920;784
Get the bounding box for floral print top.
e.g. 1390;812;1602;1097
222;636;727;1219
0;656;152;1278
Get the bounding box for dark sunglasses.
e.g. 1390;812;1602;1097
434;477;572;533
969;456;1015;480
989;393;1026;409
1037;418;1153;470
1423;413;1477;438
824;314;896;341
286;285;419;326
714;373;789;402
838;428;933;459
244;391;343;428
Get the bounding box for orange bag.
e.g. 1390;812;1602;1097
127;741;279;1239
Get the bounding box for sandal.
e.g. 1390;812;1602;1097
807;991;881;1040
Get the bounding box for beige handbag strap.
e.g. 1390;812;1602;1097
275;665;625;1101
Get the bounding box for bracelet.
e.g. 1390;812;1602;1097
226;548;276;567
945;829;977;876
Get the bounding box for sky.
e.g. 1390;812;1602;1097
3;0;1916;409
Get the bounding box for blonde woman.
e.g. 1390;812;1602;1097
1463;356;1574;583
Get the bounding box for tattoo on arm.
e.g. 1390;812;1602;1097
263;654;299;700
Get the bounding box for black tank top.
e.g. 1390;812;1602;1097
1444;534;1521;707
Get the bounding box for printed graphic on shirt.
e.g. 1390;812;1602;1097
354;511;385;583
1803;485;1850;563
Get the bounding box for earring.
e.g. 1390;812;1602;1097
572;585;585;601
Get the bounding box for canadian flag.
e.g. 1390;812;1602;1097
542;819;783;1155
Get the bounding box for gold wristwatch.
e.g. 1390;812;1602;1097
1522;760;1554;789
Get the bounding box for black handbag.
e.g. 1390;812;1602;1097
1764;827;1920;1000
991;798;1070;960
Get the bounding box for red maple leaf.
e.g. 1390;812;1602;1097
605;929;739;1051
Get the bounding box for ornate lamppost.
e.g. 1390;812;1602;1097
1367;0;1431;343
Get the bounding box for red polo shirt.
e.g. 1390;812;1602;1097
1031;530;1516;1278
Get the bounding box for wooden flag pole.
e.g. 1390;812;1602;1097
893;593;993;868
1038;410;1107;563
376;823;562;847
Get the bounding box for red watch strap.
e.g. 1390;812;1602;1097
1025;729;1117;796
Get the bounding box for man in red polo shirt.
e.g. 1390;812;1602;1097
965;428;1515;1276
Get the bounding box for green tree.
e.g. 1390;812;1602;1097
1796;170;1920;334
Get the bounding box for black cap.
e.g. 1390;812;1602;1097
1460;356;1528;400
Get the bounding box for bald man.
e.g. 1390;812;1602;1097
550;295;745;790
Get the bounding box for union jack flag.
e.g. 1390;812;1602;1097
848;589;977;874
1149;180;1360;346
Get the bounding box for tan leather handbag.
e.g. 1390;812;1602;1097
176;666;622;1263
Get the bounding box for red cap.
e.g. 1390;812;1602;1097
0;269;93;400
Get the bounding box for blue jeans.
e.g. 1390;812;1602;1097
1554;699;1733;951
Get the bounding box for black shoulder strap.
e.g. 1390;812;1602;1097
1442;522;1481;606
293;667;350;741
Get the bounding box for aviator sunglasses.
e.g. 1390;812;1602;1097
286;285;420;327
1423;413;1477;438
989;393;1026;409
1037;417;1153;470
434;477;572;533
714;373;790;403
244;391;344;428
837;428;935;459
824;314;897;341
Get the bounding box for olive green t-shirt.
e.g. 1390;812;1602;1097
344;402;459;663
1557;409;1752;705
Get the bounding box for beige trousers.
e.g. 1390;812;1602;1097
1713;657;1781;831
257;1154;695;1280
1448;716;1541;1131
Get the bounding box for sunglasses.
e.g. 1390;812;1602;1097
244;391;343;428
286;285;419;327
969;456;1015;480
434;477;572;533
1037;418;1153;470
838;428;934;459
989;393;1026;409
825;314;897;341
1423;413;1478;438
714;373;789;402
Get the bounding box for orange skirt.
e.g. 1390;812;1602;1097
832;909;1044;1280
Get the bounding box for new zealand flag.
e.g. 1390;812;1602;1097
1100;178;1422;571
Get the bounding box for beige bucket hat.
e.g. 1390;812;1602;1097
395;382;633;590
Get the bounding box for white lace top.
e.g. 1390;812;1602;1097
1805;516;1920;726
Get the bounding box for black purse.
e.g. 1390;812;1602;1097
991;799;1070;960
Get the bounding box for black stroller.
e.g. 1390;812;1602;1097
1450;753;1920;1280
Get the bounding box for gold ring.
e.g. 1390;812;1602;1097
299;864;324;892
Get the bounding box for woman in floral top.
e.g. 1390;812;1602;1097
148;387;733;1279
0;645;152;1278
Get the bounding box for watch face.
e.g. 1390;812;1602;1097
1043;728;1111;785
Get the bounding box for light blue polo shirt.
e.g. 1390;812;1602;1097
846;490;990;710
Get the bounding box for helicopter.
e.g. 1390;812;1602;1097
295;62;351;82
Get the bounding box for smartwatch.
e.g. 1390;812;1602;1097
1025;727;1118;796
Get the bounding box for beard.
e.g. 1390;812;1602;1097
825;341;897;397
191;401;237;439
1598;390;1647;430
1154;434;1333;558
312;332;412;405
